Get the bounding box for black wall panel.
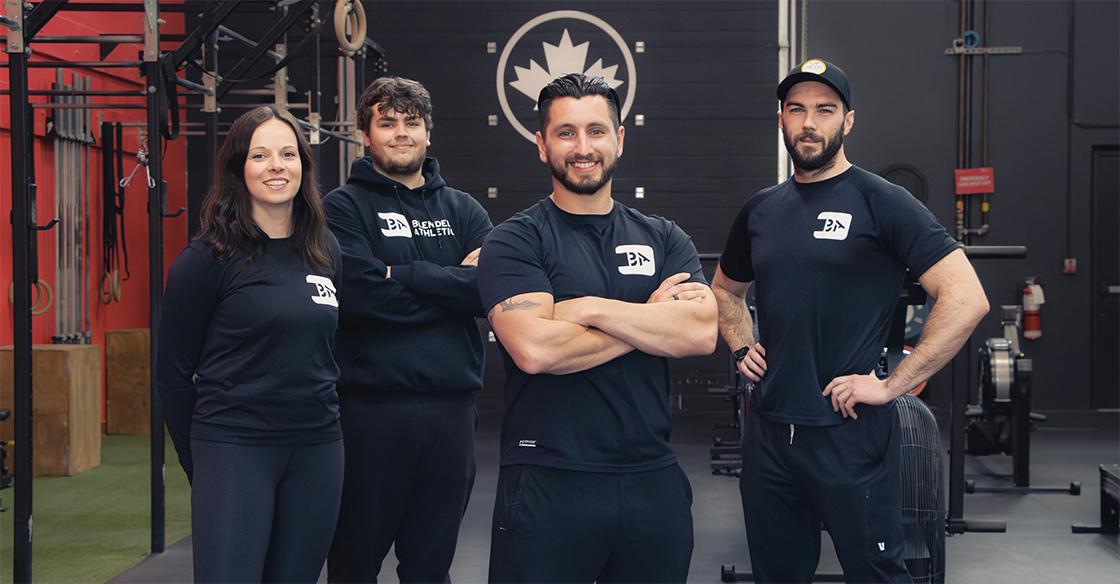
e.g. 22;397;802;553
187;1;779;411
361;0;777;255
368;1;777;409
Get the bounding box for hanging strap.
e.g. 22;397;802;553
116;123;130;280
101;121;121;304
101;120;117;274
160;58;180;141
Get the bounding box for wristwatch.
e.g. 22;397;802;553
733;345;750;362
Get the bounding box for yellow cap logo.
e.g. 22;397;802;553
801;59;827;75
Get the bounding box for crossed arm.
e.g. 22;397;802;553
386;247;487;316
488;273;719;375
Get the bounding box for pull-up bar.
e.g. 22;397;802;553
0;60;143;68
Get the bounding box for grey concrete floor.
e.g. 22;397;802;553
113;409;1119;583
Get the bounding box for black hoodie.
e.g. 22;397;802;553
324;156;493;395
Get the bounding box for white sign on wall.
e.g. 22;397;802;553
496;10;637;143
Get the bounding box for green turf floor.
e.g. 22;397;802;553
0;435;191;583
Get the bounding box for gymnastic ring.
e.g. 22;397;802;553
33;280;53;315
333;0;367;56
101;270;122;305
9;281;36;313
8;280;53;316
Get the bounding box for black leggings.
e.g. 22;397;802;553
190;439;345;583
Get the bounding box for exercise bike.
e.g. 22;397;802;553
963;305;1080;495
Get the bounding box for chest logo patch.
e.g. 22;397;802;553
615;244;656;276
813;211;852;241
378;212;413;238
306;275;338;308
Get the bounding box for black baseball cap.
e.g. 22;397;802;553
776;59;852;110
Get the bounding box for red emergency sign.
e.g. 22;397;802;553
954;167;995;195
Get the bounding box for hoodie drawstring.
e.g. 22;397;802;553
421;192;443;249
394;186;426;261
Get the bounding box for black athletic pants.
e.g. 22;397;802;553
190;438;344;583
328;391;477;583
739;403;912;583
488;464;694;583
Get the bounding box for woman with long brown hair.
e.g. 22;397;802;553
157;105;343;582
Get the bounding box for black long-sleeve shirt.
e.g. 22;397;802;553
324;156;493;395
156;236;343;479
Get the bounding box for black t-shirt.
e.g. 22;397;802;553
157;236;343;453
719;166;959;426
478;197;705;472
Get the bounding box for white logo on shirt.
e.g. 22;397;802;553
306;275;338;307
813;212;852;241
878;541;886;552
518;439;537;448
378;212;413;238
615;244;656;276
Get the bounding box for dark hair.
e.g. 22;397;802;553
196;105;332;272
536;73;621;131
357;76;434;136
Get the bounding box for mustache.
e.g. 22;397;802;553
565;154;602;164
796;132;823;143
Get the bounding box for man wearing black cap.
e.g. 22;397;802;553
711;59;989;582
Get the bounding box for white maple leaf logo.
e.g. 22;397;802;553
508;29;624;109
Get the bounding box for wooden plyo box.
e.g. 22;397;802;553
105;328;151;435
0;344;102;476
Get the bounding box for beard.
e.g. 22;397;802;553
549;153;618;195
783;124;844;172
372;142;426;176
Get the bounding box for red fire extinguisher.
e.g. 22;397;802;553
1022;278;1045;340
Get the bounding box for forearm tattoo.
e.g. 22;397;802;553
498;297;540;312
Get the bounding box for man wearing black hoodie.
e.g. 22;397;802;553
323;77;493;583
